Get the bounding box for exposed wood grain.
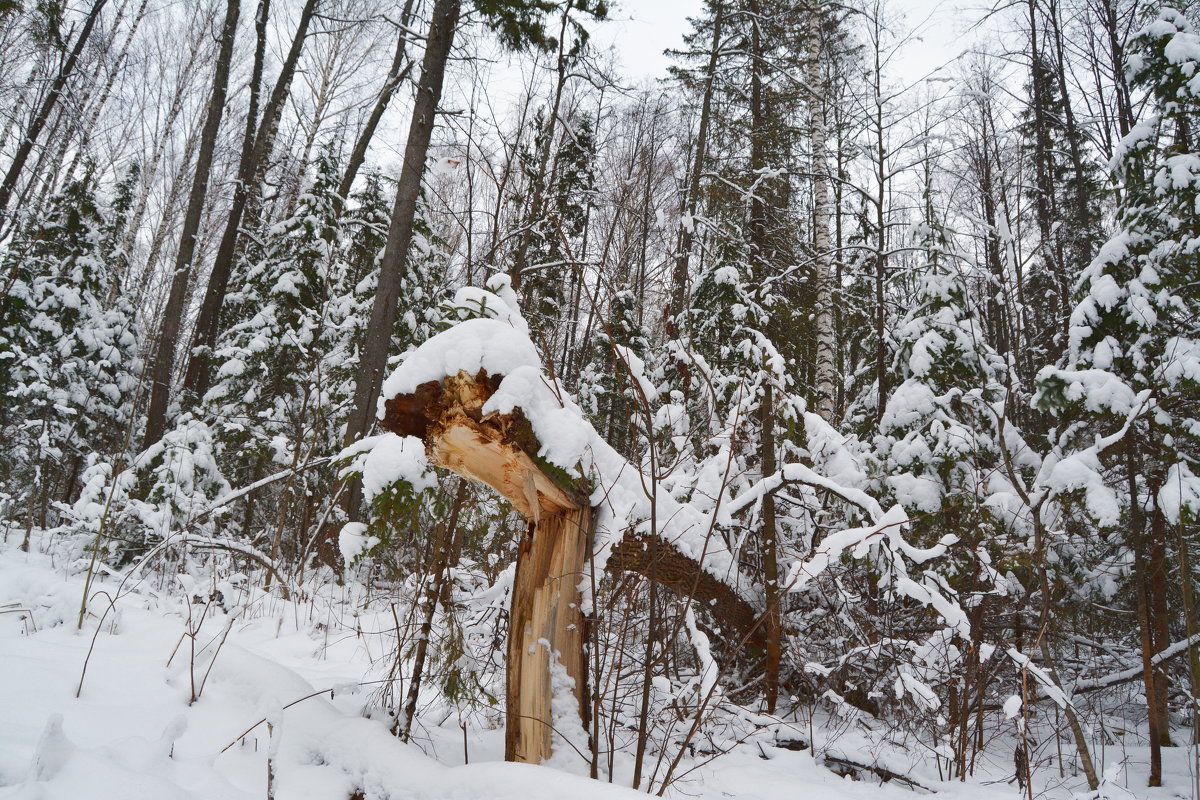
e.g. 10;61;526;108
378;369;764;763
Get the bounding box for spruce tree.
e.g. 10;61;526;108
0;174;141;513
873;263;1006;548
1035;10;1200;786
509;109;596;337
203;146;346;551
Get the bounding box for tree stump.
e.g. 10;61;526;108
381;370;593;764
380;368;766;764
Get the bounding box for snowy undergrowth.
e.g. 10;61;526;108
0;531;1189;800
0;531;626;799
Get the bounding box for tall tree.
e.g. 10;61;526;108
141;0;240;450
336;0;417;210
341;0;463;454
0;0;109;232
1036;10;1200;786
806;0;837;422
183;0;322;402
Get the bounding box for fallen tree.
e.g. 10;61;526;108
378;366;765;763
356;286;967;768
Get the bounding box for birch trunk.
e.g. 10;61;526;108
806;1;836;423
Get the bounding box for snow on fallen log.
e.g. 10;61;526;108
1072;631;1200;694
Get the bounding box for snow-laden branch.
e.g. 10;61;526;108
1007;648;1069;708
369;283;970;641
718;461;884;523
180;534;297;600
1073;632;1200;694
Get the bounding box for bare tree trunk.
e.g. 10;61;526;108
63;0;151;181
758;382;781;712
1128;447;1163;787
1032;512;1099;791
140;0;240;449
183;0;321;402
118;8;209;266
337;0;417;210
631;568;658;788
0;0;110;230
399;481;467;739
508;2;574;295
1149;506;1173;746
871;33;887;424
667;0;723;339
341;0;462;451
1175;511;1200;746
745;0;780;713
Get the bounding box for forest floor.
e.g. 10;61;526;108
0;533;1190;800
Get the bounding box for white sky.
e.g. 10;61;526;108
592;0;983;86
591;0;706;81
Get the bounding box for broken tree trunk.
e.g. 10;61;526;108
381;370;592;764
380;369;765;765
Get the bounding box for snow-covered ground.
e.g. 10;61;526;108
0;533;1188;799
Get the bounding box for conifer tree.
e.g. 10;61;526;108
0;174;141;516
873;262;1006;546
1036;10;1200;786
202;146;345;552
577;285;654;459
1019;48;1105;367
509;109;596;337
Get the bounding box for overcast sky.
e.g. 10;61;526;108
593;0;981;86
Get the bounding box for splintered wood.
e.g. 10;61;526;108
380;369;767;765
380;370;592;765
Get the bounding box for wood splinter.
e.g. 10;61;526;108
380;369;764;765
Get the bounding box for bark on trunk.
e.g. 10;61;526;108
1128;448;1163;787
666;0;723;340
337;0;417;210
400;480;467;739
342;0;462;451
182;0;320;401
1149;506;1173;746
508;3;573;296
141;0;240;449
334;0;463;549
746;0;780;713
806;1;836;423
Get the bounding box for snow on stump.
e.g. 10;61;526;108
373;310;766;766
381;368;593;765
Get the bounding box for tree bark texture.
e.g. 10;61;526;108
343;0;463;451
667;1;722;337
141;0;240;449
806;1;836;422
